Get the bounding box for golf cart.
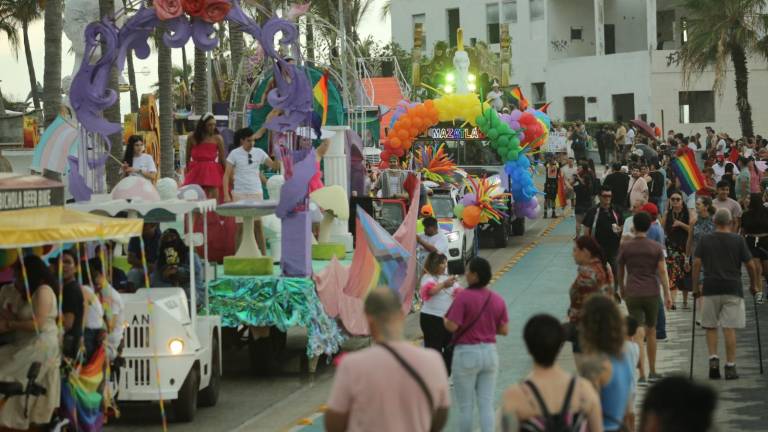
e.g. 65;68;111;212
462;168;525;248
429;186;477;274
69;197;221;422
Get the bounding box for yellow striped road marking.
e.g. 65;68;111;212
489;217;563;284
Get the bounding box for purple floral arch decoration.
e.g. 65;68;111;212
68;0;313;199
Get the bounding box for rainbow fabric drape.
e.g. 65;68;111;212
670;148;706;195
313;71;329;126
61;346;106;432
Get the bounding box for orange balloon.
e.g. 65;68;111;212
402;138;412;150
398;129;409;140
409;127;419;137
423;99;435;109
389;137;402;149
462;205;482;228
398;118;412;130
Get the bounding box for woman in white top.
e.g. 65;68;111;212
419;252;460;375
121;135;157;182
223;127;281;255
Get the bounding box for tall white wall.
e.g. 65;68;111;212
547;0;596;60
605;0;648;53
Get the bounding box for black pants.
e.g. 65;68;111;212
420;313;454;375
597;144;607;165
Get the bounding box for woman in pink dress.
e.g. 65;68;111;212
184;112;226;199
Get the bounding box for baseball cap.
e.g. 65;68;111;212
640;202;659;218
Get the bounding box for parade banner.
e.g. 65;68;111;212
546;130;568;153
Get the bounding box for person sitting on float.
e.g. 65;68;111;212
126;222;162;289
151;228;204;302
0;256;61;430
121;135;158;182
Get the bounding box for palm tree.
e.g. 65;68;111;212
100;0;122;190
0;0;43;111
123;0;139;113
156;25;174;178
679;0;768;138
42;0;63;126
193;48;208;114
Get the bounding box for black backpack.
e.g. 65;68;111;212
524;377;583;432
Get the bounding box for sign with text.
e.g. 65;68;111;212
546;130;568;153
0;174;64;212
425;126;486;140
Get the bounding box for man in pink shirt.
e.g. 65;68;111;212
325;288;450;432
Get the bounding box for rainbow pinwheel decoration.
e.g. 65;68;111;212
415;144;463;184
454;176;510;229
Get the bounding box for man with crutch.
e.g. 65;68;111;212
692;208;760;379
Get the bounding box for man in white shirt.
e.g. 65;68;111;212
486;82;504;112
417;217;449;261
224;127;281;255
627;165;649;210
560;158;578;208
715;133;728;157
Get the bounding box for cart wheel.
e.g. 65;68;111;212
199;333;220;407
173;365;199;422
495;226;509;248
511;217;525;236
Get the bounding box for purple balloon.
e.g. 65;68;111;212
509;120;521;131
509;110;522;121
461;193;477;206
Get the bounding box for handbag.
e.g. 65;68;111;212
448;291;493;348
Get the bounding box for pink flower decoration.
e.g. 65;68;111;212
155;0;184;20
182;0;206;16
201;0;232;23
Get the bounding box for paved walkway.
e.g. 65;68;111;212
289;217;768;431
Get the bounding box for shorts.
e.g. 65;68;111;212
701;295;745;329
626;296;660;328
745;236;768;260
232;191;264;222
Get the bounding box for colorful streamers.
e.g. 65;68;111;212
414;144;462;184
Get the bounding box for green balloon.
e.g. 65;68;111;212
487;128;499;140
507;149;520;161
510;136;521;148
454;204;465;218
477;116;488;127
498;135;510;147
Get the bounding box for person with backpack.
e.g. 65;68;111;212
578;295;635;432
498;314;603;432
444;257;509;432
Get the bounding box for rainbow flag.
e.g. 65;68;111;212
670;148;706;195
61;346;106;432
343;206;411;299
510;87;528;111
556;173;567;208
31;115;80;174
313;71;329;126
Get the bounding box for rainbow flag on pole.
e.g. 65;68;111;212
313;71;329;126
61;346;107;432
670;147;706;195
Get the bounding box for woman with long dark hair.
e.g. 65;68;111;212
741;193;768;303
661;190;693;309
184;113;226;199
444;257;509;432
121;135;157;181
0;255;60;429
568;236;613;360
419;252;459;375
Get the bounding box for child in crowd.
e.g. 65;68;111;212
624;316;640;432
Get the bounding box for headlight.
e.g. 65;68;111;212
168;338;184;355
446;231;460;242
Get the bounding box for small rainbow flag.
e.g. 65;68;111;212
556;173;567;208
313;71;329;126
61;346;107;432
670;147;706;195
510;87;528;111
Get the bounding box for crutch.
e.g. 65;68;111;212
689;291;697;379
754;293;764;374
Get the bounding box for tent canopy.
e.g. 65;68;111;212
0;207;143;248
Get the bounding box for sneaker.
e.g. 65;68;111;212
648;372;663;382
709;357;721;379
757;292;764;305
724;364;739;380
637;376;647;385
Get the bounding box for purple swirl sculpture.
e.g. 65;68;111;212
69;0;314;200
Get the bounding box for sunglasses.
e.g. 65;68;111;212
247;153;253;165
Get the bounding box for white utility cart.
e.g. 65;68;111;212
69;198;221;422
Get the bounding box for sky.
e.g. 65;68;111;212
0;0;391;116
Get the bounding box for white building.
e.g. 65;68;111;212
390;0;768;137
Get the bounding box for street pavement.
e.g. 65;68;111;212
107;215;768;431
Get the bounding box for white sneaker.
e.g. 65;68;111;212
757;292;764;305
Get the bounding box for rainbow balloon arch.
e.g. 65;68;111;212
383;93;552;223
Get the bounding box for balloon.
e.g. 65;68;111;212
389;137;402;149
498;135;510;148
392;147;405;157
462;205;481;228
410;127;419;137
453;204;465;218
520;112;536;124
423;99;435;109
477;116;488;128
380;150;392;162
507;149;519;161
398;129;409;140
510;136;521;148
0;249;18;271
398;118;411;130
461;193;477;206
487;128;499;140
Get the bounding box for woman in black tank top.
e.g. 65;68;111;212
662;190;692;309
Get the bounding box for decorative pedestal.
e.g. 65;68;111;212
323;126;354;251
311;243;346;261
223;256;274;276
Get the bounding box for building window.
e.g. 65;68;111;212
502;0;517;24
679;91;715;123
531;82;546;105
564;97;586;122
530;0;544;21
447;8;460;48
487;3;500;44
570;27;583;41
412;14;426;48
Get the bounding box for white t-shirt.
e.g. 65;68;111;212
226;146;269;194
419;230;450;258
625;128;636;146
716;139;727;156
487;90;504;111
420;274;460;317
131;154;157;176
101;284;125;361
82;285;105;330
561;165;578;185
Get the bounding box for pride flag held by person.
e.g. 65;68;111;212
556;172;568;208
671;147;706;195
313;70;329;126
